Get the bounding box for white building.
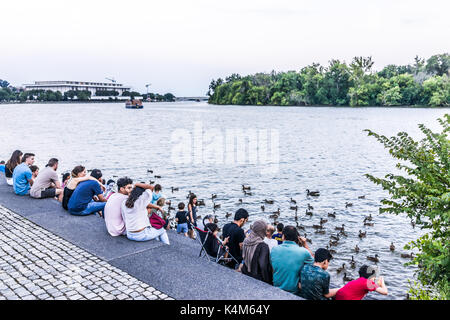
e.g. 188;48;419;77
23;80;132;97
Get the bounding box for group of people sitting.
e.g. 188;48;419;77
2;150;170;245
1;149;389;300
212;211;388;300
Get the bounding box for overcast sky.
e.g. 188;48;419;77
1;0;449;96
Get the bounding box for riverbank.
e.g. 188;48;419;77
0;173;300;300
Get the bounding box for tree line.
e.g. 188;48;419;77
0;81;176;103
208;53;450;107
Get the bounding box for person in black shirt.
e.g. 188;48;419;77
222;208;249;269
175;202;189;237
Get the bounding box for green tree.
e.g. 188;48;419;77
364;114;450;300
422;75;450;106
425;54;450;76
0;79;10;88
163;93;175;102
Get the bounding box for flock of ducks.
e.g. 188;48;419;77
160;180;416;284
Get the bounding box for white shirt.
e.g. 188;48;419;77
264;237;278;252
121;189;152;232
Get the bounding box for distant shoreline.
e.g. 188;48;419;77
0;100;178;105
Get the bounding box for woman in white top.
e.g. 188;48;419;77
121;183;170;245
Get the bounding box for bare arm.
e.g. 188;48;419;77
68;175;99;189
299;236;314;257
188;204;194;222
134;182;154;190
96;194;107;202
375;277;388;295
146;203;163;213
324;288;340;298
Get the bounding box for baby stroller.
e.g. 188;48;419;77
191;225;239;266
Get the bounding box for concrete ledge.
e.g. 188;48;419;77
0;173;300;300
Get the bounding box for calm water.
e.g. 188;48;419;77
0;102;448;299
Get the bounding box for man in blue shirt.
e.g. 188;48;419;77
0;160;5;173
12;153;35;196
68;169;107;216
270;225;314;294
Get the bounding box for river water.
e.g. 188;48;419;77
0;102;448;299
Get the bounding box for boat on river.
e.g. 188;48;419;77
125;99;143;109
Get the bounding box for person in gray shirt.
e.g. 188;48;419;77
30;158;63;201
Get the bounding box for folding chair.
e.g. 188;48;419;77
191;225;239;266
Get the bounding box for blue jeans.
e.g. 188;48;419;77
127;227;170;245
70;201;106;216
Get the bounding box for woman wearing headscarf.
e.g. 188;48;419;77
241;220;273;285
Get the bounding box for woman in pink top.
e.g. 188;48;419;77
335;265;388;300
104;177;134;236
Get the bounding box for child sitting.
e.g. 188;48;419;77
149;197;169;230
61;172;70;189
272;223;284;244
30;165;39;180
151;184;162;204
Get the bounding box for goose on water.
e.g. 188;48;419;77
350;256;356;269
326;245;337;254
330;234;340;241
390;242;395;251
343;273;354;282
306;189;320;197
367;254;379;263
401;252;414;259
336;263;346;273
264;199;274;204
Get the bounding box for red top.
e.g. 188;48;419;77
335;277;378;300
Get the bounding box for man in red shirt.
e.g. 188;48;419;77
335;265;388;300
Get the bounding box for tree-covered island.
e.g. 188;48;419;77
208;54;450;107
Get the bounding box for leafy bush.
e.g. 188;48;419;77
365;114;450;300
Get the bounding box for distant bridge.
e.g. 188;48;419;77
175;96;209;102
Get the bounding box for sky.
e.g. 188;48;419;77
1;0;449;96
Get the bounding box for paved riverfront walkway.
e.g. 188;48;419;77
0;174;299;300
0;205;171;300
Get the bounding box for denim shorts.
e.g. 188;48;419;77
177;223;188;233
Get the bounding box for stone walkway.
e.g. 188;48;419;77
0;205;173;300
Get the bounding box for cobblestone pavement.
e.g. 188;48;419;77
0;205;173;300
